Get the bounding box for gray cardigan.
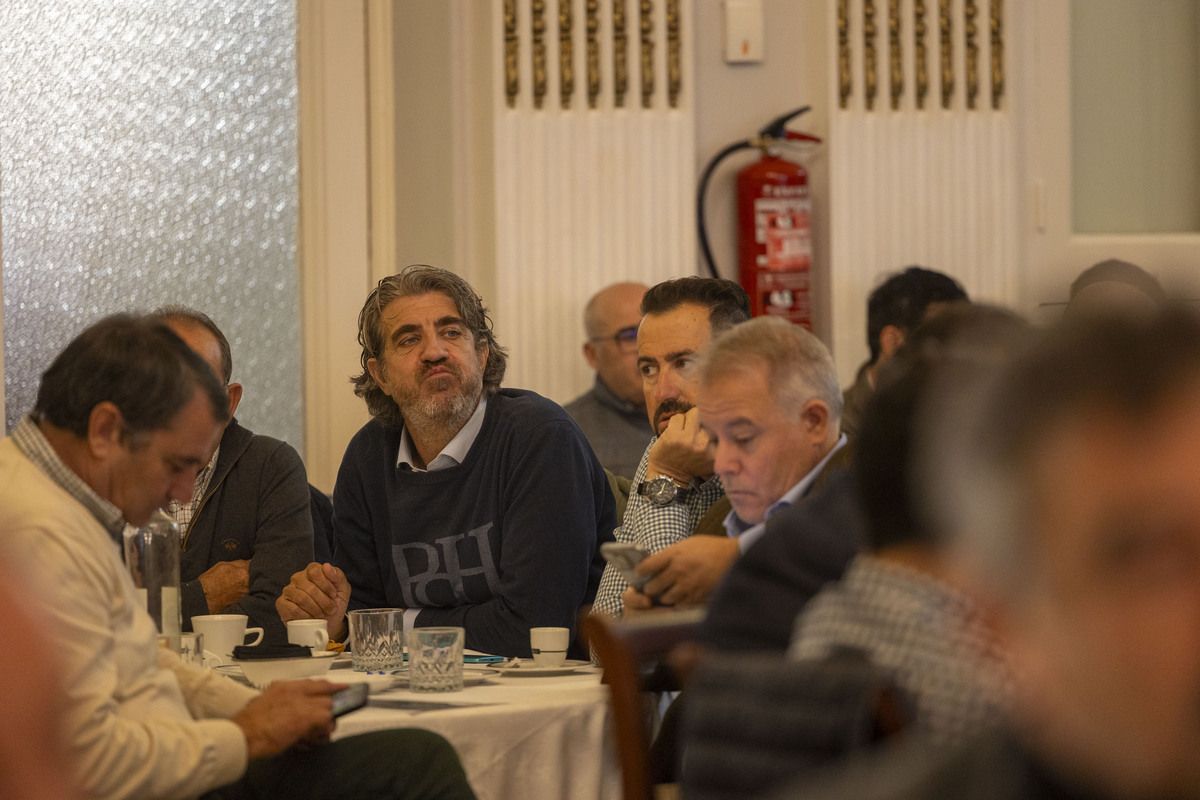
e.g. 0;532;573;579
180;419;314;644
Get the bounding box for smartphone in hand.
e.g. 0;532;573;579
600;542;653;590
331;683;369;718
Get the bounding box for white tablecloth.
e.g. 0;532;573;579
332;664;620;800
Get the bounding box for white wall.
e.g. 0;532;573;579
691;0;833;341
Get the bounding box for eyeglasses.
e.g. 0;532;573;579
590;325;639;353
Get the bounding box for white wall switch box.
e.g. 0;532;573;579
724;0;765;64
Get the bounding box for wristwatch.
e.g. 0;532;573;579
637;475;695;506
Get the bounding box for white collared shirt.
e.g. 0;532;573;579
723;433;849;553
395;397;488;472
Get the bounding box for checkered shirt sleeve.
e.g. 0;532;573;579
591;436;725;618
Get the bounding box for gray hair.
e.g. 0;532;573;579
697;316;842;423
352;265;508;429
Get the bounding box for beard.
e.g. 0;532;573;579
397;362;484;437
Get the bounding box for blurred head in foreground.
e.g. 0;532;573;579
920;303;1200;799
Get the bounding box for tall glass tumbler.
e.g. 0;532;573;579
347;608;404;672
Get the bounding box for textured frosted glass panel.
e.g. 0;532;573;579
0;0;301;453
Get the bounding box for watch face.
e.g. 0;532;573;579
647;477;678;505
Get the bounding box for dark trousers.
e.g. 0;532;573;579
205;729;477;800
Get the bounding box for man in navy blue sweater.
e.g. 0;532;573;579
277;265;616;657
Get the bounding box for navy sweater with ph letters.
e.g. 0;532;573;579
334;389;616;657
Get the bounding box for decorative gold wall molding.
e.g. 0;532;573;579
990;0;1004;109
560;0;574;109
640;0;654;109
532;0;547;109
939;0;953;109
864;0;877;110
915;0;928;109
587;0;600;108
888;0;902;109
965;0;978;109
498;0;683;112
838;0;850;109
505;0;518;108
614;0;628;107
667;0;681;108
834;0;1001;113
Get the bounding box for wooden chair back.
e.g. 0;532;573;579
580;608;706;800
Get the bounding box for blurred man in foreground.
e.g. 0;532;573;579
0;314;474;800
775;304;1200;800
788;306;1021;744
564;281;653;478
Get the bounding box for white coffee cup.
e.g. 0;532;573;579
287;619;330;653
530;627;570;667
191;614;264;664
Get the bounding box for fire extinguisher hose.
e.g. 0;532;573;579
696;106;813;280
696;139;755;279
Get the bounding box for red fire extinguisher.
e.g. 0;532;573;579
698;107;822;329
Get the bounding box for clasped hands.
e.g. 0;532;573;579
277;562;353;641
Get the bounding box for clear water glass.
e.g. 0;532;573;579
407;627;465;692
347;608;404;672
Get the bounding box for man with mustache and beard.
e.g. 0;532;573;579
591;277;750;618
278;265;616;658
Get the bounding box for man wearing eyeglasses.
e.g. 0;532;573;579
564;282;654;479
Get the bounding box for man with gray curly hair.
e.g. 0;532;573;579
279;265;616;658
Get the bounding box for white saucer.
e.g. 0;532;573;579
494;659;591;677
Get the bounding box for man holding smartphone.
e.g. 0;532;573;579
592;277;749;618
0;314;475;800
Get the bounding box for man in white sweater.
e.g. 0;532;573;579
0;313;474;800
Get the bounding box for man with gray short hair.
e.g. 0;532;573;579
620;316;851;613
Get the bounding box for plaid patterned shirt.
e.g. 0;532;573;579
11;416;127;543
165;445;219;534
591;436;725;618
789;555;1010;745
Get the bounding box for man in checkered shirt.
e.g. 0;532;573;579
592;277;750;618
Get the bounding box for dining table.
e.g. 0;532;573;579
329;658;621;800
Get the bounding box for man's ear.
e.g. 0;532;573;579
366;357;385;389
86;401;125;458
225;382;243;419
879;324;906;360
583;341;599;370
800;399;831;441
